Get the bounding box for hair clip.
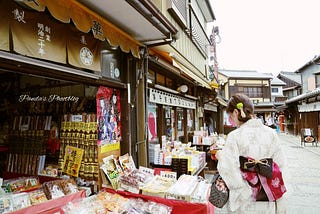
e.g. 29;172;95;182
236;102;246;118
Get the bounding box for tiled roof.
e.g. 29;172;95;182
218;69;272;79
271;77;286;86
285;88;320;104
278;71;301;84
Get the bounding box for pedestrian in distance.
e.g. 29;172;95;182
215;93;288;213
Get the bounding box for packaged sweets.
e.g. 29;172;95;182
29;189;48;205
0;194;13;213
43;180;65;199
59;179;79;195
100;155;122;189
119;153;136;175
11;192;31;211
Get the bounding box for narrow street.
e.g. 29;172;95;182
278;133;320;214
214;133;320;214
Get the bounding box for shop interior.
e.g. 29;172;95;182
0;70;217;214
0;70;98;179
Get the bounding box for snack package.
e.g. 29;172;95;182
119;153;136;175
59;179;79;195
0;194;13;213
3;177;40;193
11;192;31;211
42;180;65;199
29;189;48;205
25;177;41;191
126;198;172;214
101;155;121;189
118;168;154;193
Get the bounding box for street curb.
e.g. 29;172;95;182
278;133;320;157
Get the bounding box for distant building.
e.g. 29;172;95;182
277;71;302;99
281;56;320;136
270;76;286;105
218;69;274;131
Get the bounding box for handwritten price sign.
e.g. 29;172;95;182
62;146;84;177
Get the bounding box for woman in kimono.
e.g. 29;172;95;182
216;93;288;213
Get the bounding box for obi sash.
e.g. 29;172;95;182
239;156;286;201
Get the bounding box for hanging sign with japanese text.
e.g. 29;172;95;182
67;25;102;72
149;88;196;109
10;0;67;63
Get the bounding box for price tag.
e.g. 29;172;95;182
160;171;177;180
71;114;83;122
139;166;154;175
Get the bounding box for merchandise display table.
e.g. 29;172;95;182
105;188;214;214
10;190;86;214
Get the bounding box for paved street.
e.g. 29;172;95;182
214;133;320;214
278;133;320;214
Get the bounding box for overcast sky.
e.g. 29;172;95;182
209;0;320;76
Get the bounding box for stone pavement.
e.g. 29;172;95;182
213;133;320;214
278;133;320;214
278;132;320;156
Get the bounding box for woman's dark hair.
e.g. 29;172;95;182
226;93;254;123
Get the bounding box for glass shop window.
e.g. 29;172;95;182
156;73;165;86
164;106;175;141
177;107;184;141
148;70;155;85
147;103;158;142
187;109;194;132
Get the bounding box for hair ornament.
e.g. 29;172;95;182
236;102;246;118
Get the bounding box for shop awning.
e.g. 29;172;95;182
150;48;211;89
286;88;320;104
298;102;320;112
172;60;211;89
254;108;276;112
21;0;141;58
216;96;228;107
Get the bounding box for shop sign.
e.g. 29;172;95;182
15;0;140;58
204;103;217;112
298;102;320;112
4;0;102;71
10;0;67;63
67;25;102;72
149;88;196;109
62;145;84;177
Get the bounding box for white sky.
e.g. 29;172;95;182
209;0;320;76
